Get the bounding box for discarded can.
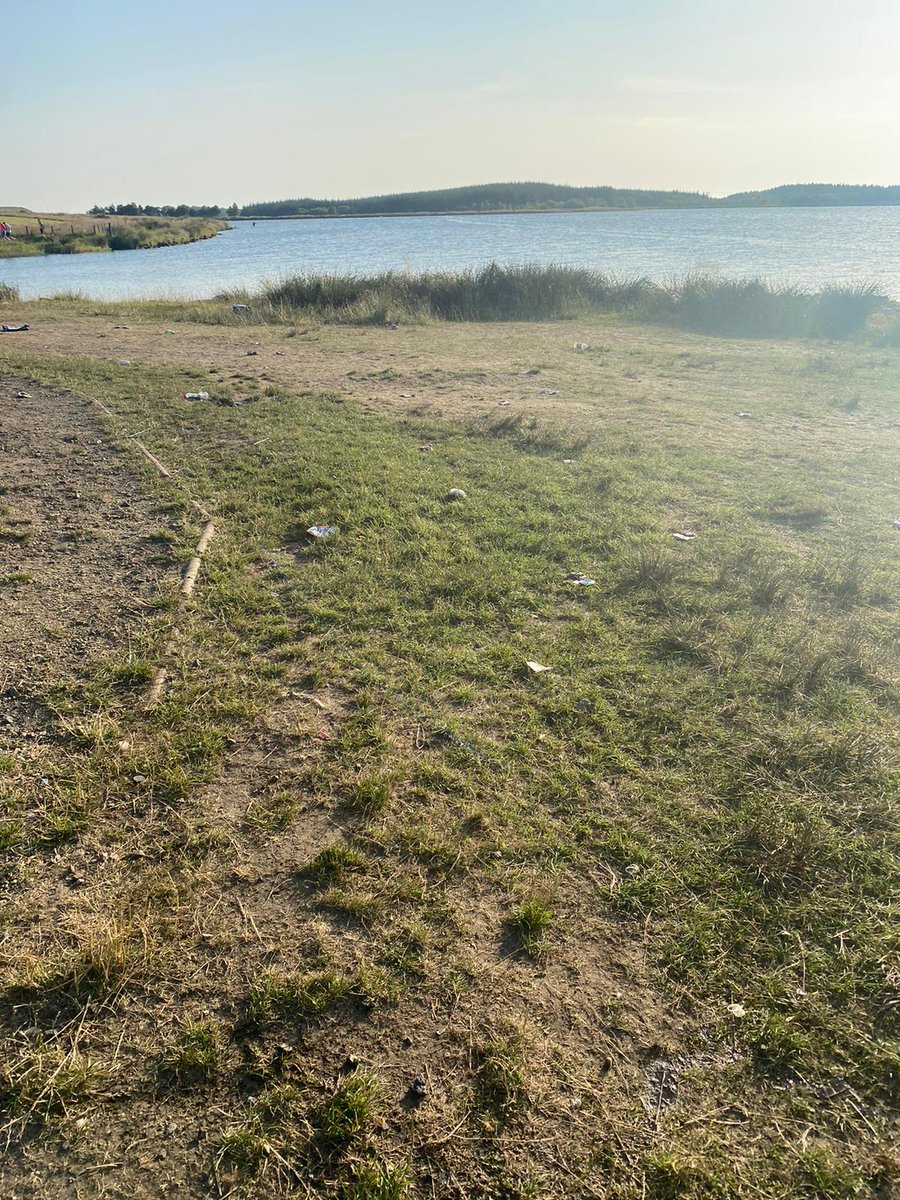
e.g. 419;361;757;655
566;571;596;586
574;342;590;350
307;525;337;540
185;392;210;400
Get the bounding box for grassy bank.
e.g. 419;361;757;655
0;306;897;1198
219;265;891;340
0;210;227;257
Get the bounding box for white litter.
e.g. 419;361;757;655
526;661;552;674
446;488;467;501
185;392;210;400
671;531;697;541
539;389;559;396
574;342;590;350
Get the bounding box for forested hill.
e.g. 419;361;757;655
722;183;900;206
240;181;900;218
240;183;715;217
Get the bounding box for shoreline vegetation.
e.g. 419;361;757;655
218;267;890;341
0;210;228;259
2;267;893;342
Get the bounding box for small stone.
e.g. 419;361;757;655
727;1003;747;1019
410;1075;427;1098
446;488;467;501
341;1054;360;1073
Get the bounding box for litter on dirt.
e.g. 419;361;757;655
539;389;559;396
307;525;337;540
117;359;130;366
521;368;539;376
2;324;29;333
446;488;467;501
232;303;250;313
399;392;415;398
246;349;258;356
14;391;31;399
386;321;399;330
419;444;433;452
735;411;752;419
113;324;129;329
566;571;596;586
498;400;511;406
727;1003;747;1019
671;531;697;541
526;660;552;674
185;392;210;400
893;519;900;532
574;342;590;350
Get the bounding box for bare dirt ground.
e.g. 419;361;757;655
0;308;805;425
0;375;177;743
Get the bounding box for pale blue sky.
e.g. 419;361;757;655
4;0;898;210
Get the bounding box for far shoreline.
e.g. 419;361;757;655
232;201;900;222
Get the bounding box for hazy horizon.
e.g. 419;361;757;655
5;0;900;212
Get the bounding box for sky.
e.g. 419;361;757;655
3;0;899;211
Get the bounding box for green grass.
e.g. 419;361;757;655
0;322;897;1198
244;969;352;1029
317;1071;382;1144
506;895;554;956
161;1018;223;1085
0;1038;102;1123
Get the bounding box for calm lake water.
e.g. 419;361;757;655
3;206;900;301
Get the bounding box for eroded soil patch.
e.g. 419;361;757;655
0;375;177;739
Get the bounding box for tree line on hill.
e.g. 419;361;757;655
89;203;238;218
90;183;900;222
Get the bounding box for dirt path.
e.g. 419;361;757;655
0;375;177;741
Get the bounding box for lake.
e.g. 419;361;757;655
3;206;900;301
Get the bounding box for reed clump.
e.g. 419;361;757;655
223;265;887;339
